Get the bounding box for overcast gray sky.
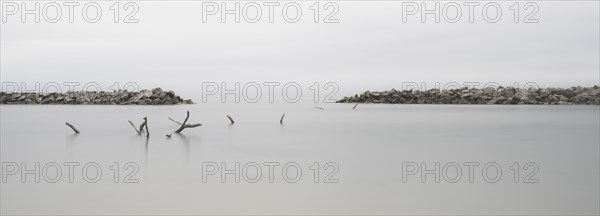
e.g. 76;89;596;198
1;1;599;99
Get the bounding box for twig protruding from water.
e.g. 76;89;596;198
174;111;202;133
139;121;146;133
226;115;235;124
65;122;80;134
143;117;149;138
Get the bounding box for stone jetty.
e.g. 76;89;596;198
0;88;194;105
337;86;600;105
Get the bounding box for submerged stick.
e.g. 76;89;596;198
352;103;358;109
315;107;325;110
65;122;80;134
183;123;202;129
226;115;235;124
139;121;146;133
128;120;141;135
280;113;285;124
143;117;149;138
174;111;202;133
175;111;190;133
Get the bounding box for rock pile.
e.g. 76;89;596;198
337;86;600;105
0;88;194;105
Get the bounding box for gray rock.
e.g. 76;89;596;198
0;88;194;105
336;86;600;105
559;95;569;102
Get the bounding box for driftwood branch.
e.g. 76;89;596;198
182;123;202;129
143;117;149;138
315;106;325;110
128;120;141;135
226;115;235;124
175;111;190;132
174;111;202;133
139;121;146;133
280;113;285;124
65;122;80;134
352;103;358;109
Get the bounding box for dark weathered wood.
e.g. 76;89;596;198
143;117;149;138
174;111;202;133
175;111;190;133
139;121;146;133
280;113;285;124
184;123;202;128
226;115;235;124
128;120;141;135
65;122;80;134
352;103;358;109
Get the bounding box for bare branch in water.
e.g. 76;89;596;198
226;115;235;124
143;117;149;138
315;107;325;110
139;121;146;133
352;103;358;109
65;122;80;134
280;113;285;124
174;111;202;133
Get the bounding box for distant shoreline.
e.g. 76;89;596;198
0;88;194;105
337;86;600;105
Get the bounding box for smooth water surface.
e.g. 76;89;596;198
1;104;599;215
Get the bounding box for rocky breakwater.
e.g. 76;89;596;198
337;86;600;105
0;88;194;105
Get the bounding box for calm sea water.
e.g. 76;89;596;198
1;104;599;215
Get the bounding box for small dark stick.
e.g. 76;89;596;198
65;122;80;134
352;103;359;109
139;121;146;133
143;117;149;138
280;113;285;124
166;133;172;138
226;115;235;124
315;107;325;110
174;111;202;133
